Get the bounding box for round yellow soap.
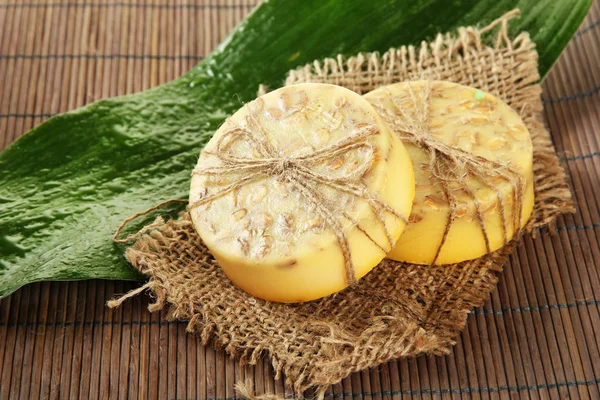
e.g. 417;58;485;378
364;81;534;265
189;83;415;302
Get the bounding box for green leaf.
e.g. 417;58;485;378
0;0;592;298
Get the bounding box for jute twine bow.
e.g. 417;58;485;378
371;81;525;263
188;113;407;286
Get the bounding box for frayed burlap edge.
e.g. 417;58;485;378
109;10;574;400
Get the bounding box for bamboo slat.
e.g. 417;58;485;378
1;0;599;398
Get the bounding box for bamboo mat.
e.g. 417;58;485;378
1;0;600;398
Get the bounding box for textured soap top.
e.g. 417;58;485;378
189;83;414;302
365;80;534;264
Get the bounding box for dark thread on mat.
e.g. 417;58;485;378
0;320;188;328
0;2;257;9
3;299;599;328
574;19;600;39
326;378;600;395
0;113;56;118
471;298;600;315
542;85;600;103
561;151;600;161
0;54;204;60
164;376;600;397
557;223;600;232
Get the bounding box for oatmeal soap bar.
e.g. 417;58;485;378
189;83;415;302
365;81;534;265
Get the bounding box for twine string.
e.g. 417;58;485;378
189;122;407;285
372;81;525;263
112;199;188;244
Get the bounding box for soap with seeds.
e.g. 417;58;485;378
189;83;415;302
364;81;534;265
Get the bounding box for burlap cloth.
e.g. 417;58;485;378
110;10;574;399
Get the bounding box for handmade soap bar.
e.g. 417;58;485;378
189;83;415;302
364;81;534;265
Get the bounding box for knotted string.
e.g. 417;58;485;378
189;114;407;286
370;81;524;264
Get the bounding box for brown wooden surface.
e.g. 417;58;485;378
1;1;600;399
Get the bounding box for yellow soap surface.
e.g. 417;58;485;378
364;81;534;265
189;83;415;302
